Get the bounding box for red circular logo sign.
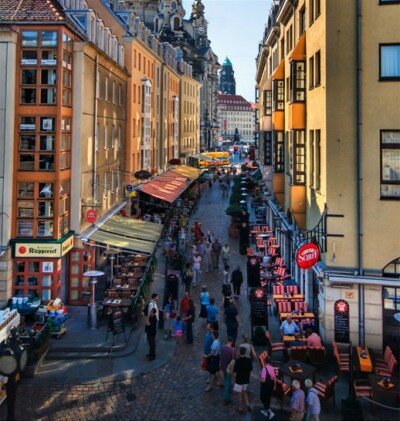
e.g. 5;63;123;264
296;243;320;269
86;209;97;224
18;246;27;255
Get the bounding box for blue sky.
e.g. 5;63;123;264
182;0;271;102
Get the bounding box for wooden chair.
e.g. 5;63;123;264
265;331;285;358
374;346;393;366
106;290;118;299
334;348;350;373
286;285;299;294
290;346;308;362
277;301;291;314
268;246;278;257
121;291;132;299
314;375;338;408
307;346;326;365
273;379;292;410
273;285;285;295
294;301;308;312
376;355;397;378
354;379;373;398
275;267;291;283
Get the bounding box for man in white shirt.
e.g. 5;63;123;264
148;293;159;321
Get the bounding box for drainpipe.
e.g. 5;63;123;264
93;54;99;201
356;0;365;346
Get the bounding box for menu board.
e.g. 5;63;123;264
334;300;350;343
251;300;268;327
108;311;125;336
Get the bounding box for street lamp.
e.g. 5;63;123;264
83;270;104;329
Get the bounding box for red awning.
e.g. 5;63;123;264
139;170;190;203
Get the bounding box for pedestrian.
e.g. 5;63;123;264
204;323;214;356
204;331;223;391
180;290;190;318
239;335;257;360
211;238;222;269
305;379;321;421
206;297;219;331
259;356;276;419
174;316;184;344
204;242;212;273
224;298;239;342
199;286;211;323
145;308;157;361
182;263;193;293
305;329;323;347
163;294;175;339
147;293;159;321
231;265;244;297
183;299;195;344
192;251;202;287
221;337;235;405
222;265;231;296
290;380;305;421
233;346;253;414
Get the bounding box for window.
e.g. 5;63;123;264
21;88;36;104
274;131;285;173
104;125;109;150
22;31;38;47
309;56;315;89
112;80;116;103
41;69;57;85
263;131;272;165
315;0;321;17
380;0;400;3
299;8;306;35
309;130;321;190
289;130;306;184
42;32;57;47
290;61;306;102
105;76;109;101
380;44;400;80
272;80;284;111
118;84;122;105
40;88;56;104
381;130;400;198
315;51;321;86
21;69;37;84
263;90;272;116
280;38;285;61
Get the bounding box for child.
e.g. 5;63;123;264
174;316;184;344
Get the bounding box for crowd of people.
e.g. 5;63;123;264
143;173;322;420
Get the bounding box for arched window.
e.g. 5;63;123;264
173;16;180;31
383;257;400;278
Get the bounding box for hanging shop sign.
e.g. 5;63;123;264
296;243;320;269
86;209;97;224
334;300;350;343
13;234;74;258
134;170;152;180
125;185;133;192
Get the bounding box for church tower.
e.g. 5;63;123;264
219;57;236;95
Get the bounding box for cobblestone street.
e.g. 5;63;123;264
15;183;269;421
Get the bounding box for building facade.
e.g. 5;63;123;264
127;0;219;150
256;0;400;352
217;94;256;144
219;57;236;95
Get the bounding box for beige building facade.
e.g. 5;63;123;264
256;0;400;351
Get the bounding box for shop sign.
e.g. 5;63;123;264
86;209;97;224
334;300;350;343
296;243;320;269
42;262;54;273
14;236;74;258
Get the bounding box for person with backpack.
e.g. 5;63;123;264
259;356;276;419
143;293;159;320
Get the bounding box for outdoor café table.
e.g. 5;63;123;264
273;294;305;301
354;347;373;373
280;312;315;321
102;298;132;309
279;359;316;384
369;374;400;406
283;335;307;343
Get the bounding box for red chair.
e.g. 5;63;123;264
268;247;278;257
268;237;279;247
294;301;308;312
265;331;285;358
315;375;338;407
273;380;292;410
251;225;261;235
286;285;299;294
256;239;266;251
354;379;373;398
376;355;397;378
275;267;291;283
261;225;270;233
273;285;285;295
290;346;308;362
374;346;392;365
274;257;285;268
277;301;291;314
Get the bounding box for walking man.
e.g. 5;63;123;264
231;266;244;297
224;298;239;342
233;346;253;414
305;379;321;421
221;242;230;268
211;238;222;269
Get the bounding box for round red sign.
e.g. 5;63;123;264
296;243;320;269
18;246;27;255
86;209;97;224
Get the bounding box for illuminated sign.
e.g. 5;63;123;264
296;243;320;269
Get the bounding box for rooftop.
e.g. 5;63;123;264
0;0;65;23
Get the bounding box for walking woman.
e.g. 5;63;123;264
199;286;210;324
183;299;195;344
259;356;276;419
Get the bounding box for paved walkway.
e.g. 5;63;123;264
13;182;396;420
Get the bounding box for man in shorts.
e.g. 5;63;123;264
233;346;253;414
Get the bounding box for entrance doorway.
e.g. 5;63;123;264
382;287;400;360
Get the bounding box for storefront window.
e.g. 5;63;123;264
38;201;54;218
41;69;57;85
42;276;52;287
39;135;55;151
15;261;25;272
28;261;40;272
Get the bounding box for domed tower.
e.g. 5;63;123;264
219;57;236;95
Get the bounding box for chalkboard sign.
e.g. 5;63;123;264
334;300;350;343
108;311;126;336
247;257;261;287
251;300;268;326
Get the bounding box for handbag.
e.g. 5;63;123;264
200;356;208;371
226;358;235;375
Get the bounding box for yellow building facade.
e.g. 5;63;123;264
256;0;400;351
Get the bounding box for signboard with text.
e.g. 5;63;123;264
296;243;320;269
14;235;74;258
334;300;350;343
